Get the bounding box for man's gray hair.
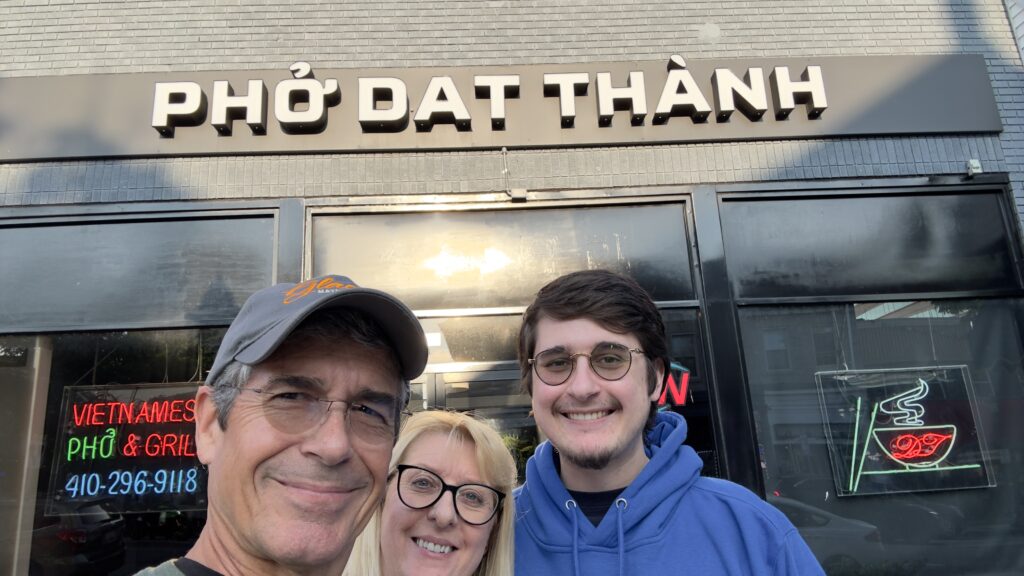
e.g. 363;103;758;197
208;307;410;430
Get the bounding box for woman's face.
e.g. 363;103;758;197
380;431;498;576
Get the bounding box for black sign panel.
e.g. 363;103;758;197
47;383;207;515
0;54;1001;162
816;366;994;497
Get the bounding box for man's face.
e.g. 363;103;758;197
530;316;660;475
194;337;399;573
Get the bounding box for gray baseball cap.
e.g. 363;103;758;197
206;275;427;386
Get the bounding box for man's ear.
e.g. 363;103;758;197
194;385;222;466
649;359;666;402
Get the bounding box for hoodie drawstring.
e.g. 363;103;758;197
565;499;581;576
564;497;628;576
615;497;628;576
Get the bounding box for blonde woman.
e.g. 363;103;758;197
344;410;516;576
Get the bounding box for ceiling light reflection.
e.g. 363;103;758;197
423;246;511;278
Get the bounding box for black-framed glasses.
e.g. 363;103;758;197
528;342;645;386
234;386;405;446
393;464;504;525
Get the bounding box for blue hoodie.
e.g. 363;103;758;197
514;412;824;576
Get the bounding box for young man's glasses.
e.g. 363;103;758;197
233;385;403;446
528;342;644;386
393;464;504;525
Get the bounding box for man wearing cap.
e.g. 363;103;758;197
135;275;427;576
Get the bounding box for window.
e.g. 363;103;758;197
1;328;224;576
740;300;1024;573
312;203;695;309
763;330;790;371
813;330;837;368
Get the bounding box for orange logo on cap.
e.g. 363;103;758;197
283;276;356;304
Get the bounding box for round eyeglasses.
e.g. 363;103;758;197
393;464;504;526
528;342;645;386
233;385;403;446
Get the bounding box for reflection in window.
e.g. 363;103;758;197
311;204;694;310
419;315;520;366
721;193;1019;298
812;330;837;368
660;309;719;476
663;309;705;392
441;370;534;483
3;328;227;576
763;330;790;371
0;343;29;367
740;300;1024;575
412;308;718;482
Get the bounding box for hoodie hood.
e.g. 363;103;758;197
516;411;703;549
515;411;826;576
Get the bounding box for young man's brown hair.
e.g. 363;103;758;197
517;269;670;431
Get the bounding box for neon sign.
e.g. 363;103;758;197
48;383;207;515
72;399;196;426
64;469;199;499
885;429;955;462
816;366;994;497
658;363;691;407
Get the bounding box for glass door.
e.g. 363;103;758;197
311;200;719;482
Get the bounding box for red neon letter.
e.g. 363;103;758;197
169;400;184;423
658;371;690;406
161;434;177;456
117;402;135;424
72;404;91;427
136;402;151;424
144;433;161;457
151;401;170;423
182;434;196;457
89;403;108;426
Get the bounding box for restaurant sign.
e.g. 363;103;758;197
816;366;994;498
47;383;207;515
0;54;1001;162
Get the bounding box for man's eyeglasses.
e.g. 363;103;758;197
393;464;504;525
234;386;403;446
528;342;645;386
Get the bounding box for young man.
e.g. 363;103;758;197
514;270;823;575
135;275;427;576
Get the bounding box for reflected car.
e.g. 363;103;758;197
773;476;964;543
769;496;886;574
30;500;126;576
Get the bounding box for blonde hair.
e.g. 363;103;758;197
343;410;517;576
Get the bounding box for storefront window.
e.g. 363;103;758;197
1;328;224;575
418;315;521;365
312;202;717;480
720;193;1018;299
414;308;712;481
739;299;1024;574
0;216;274;332
312;203;695;310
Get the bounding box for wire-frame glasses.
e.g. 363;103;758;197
528;342;644;386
